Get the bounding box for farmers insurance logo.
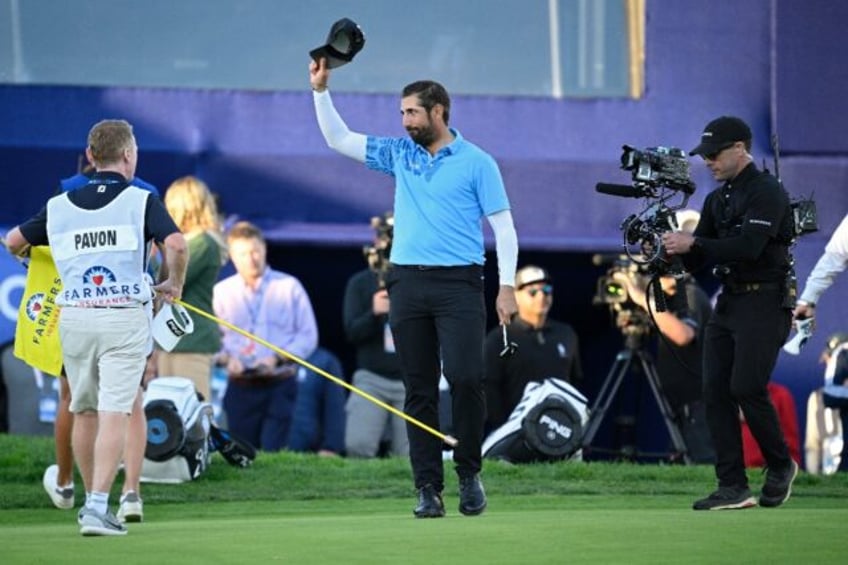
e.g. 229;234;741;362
82;266;117;286
25;293;46;321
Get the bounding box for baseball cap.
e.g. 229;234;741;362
689;116;752;156
515;265;551;289
824;332;848;356
675;209;701;234
309;18;366;69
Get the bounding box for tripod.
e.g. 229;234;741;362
582;329;691;464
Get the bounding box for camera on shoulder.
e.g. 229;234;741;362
595;144;697;280
362;212;394;287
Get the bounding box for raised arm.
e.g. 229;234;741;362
310;57;367;162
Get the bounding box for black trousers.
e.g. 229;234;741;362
385;264;486;491
703;289;792;487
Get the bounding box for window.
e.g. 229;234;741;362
0;0;643;98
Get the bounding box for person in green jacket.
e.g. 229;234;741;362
158;176;228;400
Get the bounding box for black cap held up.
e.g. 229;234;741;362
689;116;752;156
309;18;366;69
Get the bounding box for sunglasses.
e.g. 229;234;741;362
525;284;553;297
703;143;736;161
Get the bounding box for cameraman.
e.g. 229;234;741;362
662;116;798;511
611;210;715;464
342;213;408;458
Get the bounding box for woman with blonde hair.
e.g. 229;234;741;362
159;176;228;399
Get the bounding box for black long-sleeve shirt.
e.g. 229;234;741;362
655;278;713;409
484;317;583;430
685;162;793;283
342;268;403;381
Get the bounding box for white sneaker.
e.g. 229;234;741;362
117;491;143;523
79;507;127;536
42;464;75;510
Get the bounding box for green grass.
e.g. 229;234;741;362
1;435;846;564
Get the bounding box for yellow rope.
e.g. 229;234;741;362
174;298;458;447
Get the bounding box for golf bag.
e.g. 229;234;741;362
141;377;214;483
482;378;588;463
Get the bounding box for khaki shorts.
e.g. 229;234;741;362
60;307;150;414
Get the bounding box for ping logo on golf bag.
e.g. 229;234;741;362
539;413;573;440
482;378;588;463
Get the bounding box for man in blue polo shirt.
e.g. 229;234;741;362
309;58;519;518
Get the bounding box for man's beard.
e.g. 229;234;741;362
407;123;437;147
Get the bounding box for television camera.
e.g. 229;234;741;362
587;146;698;462
362;212;394;287
768;135;818;240
595;145;697;310
592;253;655;343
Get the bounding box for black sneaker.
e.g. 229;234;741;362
759;460;799;508
692;486;756;511
413;484;445;518
458;474;487;516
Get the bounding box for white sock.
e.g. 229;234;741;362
89;491;108;515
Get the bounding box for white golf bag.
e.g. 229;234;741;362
483;378;588;463
141;377;214;483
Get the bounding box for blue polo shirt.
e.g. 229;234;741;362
365;129;510;266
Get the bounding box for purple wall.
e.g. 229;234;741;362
0;0;783;249
775;0;848;154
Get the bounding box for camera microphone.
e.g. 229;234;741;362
595;183;643;198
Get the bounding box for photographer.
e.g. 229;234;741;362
342;213;408;458
662;116;798;511
610;210;715;464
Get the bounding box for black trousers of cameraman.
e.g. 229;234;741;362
703;287;793;488
384;264;486;492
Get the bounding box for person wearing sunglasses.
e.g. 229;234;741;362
662;115;798;511
484;265;583;432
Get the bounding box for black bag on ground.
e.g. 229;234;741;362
209;424;256;468
482;378;588;463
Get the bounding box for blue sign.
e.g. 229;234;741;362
0;227;26;346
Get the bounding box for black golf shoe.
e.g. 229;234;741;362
759;460;799;508
413;484;445;518
692;486;756;510
458;474;487;516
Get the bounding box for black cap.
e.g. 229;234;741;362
309;18;366;69
689;116;752;156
